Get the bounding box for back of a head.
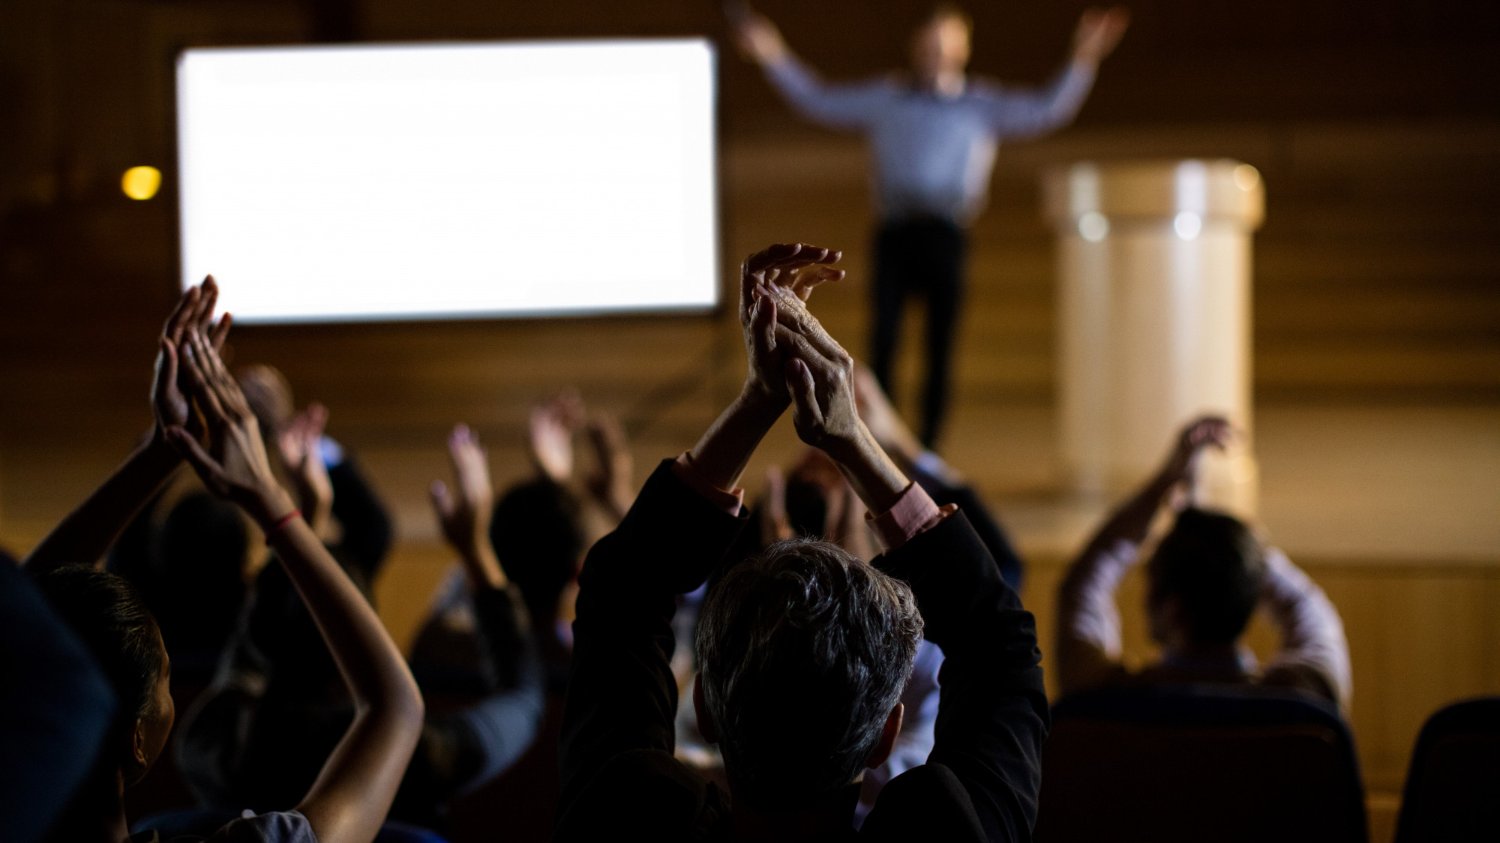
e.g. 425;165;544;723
33;566;165;737
153;492;249;651
490;477;585;620
695;539;923;811
1148;508;1267;646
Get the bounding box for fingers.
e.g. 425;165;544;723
744;243;841;276
749;290;778;364
165;425;226;489
189;328;253;420
786;357;823;430
158;336;179;396
180;333;228;423
429;479;454;519
448;422;478;466
1182;415;1233;449
209;312;233;350
744;243;802;275
196;275;219;335
163;285;201;342
789;265;845;302
770;296;849;368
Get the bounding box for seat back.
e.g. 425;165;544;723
1394;696;1500;843
1036;684;1367;843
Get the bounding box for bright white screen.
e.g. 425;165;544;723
178;40;717;323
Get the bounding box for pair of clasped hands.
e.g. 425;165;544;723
738;242;867;455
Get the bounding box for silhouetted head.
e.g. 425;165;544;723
782;449;843;538
34;566;174;786
694;538;922;810
911;4;972;83
490;477;585;622
1146;508;1267;649
238;364;295;440
153;492;249;657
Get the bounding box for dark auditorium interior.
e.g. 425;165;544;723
2;1;1497;842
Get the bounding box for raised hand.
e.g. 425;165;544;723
727;3;788;65
783;333;861;456
1160;415;1234;489
583;413;634;520
280;403;335;538
153;276;232;438
165;327;293;528
1072;6;1130;64
430;423;506;588
740;243;844;404
529;390;585;484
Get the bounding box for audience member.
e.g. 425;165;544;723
411;393;631;842
174;424;544;832
555;243;1047;841
240;366;395;582
24;278;425;842
1056;416;1352;710
701;362;1028;825
1;556;117;843
105;490;250;685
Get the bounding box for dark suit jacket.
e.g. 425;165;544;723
556;460;1048;841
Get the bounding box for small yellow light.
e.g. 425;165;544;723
122;166;162;201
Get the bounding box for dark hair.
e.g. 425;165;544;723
926;2;973;31
1148;508;1267;645
489;477;585;620
151;493;248;654
695;539;923;809
34;566;164;724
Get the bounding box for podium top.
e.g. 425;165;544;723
1042;159;1265;227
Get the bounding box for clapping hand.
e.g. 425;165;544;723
1159;415;1234;505
583;413;634;520
1072;6;1130;64
430;423;505;588
280;403;335;539
529;390;586;485
153;276;232;440
165;323;294;528
727;3;789;65
740;243;843;406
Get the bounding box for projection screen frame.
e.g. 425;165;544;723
174;37;724;326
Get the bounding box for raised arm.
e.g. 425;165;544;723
1259;548;1353;711
556;243;842;820
24;279;229;574
772;282;1049;841
164;324;423;843
1055;416;1231;696
855;364;1025;589
974;6;1128;139
729;4;889;129
417;424;544;797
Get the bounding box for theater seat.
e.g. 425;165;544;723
1394;696;1500;843
1035;684;1367;843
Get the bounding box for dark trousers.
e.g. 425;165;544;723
870;216;967;447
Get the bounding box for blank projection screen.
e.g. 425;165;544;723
177;40;717;323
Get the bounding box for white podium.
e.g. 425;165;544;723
1043;159;1265;513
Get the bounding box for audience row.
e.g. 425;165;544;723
3;245;1489;842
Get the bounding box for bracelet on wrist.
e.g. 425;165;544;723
265;508;302;543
